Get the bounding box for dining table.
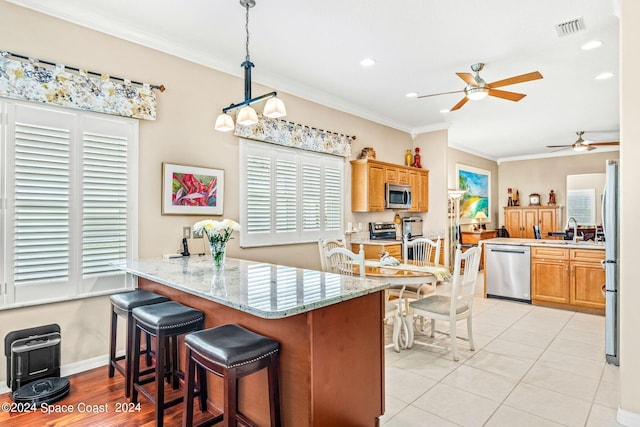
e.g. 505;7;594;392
356;260;450;351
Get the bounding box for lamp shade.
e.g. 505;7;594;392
214;113;235;132
466;87;489;101
236;106;259;126
474;211;488;221
263;96;287;118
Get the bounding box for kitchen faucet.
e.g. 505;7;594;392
568;217;578;243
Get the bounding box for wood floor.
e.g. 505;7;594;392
0;365;216;427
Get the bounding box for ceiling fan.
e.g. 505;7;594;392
418;63;543;111
546;131;620;152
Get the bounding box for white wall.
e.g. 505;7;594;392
618;0;640;422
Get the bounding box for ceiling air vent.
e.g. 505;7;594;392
555;17;585;37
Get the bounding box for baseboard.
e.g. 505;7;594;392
1;351;122;396
618;406;640;426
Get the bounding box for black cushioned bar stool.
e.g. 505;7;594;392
109;290;169;398
182;324;281;427
131;301;204;427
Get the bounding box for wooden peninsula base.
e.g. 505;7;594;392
138;277;385;426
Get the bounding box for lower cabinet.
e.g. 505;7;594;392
353;243;401;260
531;247;605;310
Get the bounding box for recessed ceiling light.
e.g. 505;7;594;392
405;92;418;98
596;72;613;80
582;40;603;50
440;109;450;113
360;58;376;67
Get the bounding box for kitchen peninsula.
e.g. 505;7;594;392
483;238;606;312
115;256;389;426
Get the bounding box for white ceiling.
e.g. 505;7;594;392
9;0;620;161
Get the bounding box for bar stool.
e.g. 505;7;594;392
182;324;281;427
109;290;169;398
131;301;204;427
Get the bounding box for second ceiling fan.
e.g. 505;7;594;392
418;63;543;111
546;131;620;152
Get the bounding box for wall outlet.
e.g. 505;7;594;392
182;226;191;239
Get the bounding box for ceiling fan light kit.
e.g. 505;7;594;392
417;62;543;111
214;0;286;132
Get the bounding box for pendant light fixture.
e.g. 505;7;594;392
215;0;286;132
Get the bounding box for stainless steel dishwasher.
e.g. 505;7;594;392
485;244;531;303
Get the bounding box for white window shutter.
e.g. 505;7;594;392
240;139;344;247
13;122;71;285
2;101;137;307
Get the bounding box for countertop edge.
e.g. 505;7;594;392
480;238;605;250
115;259;390;319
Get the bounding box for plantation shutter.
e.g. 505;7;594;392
2;101;137;307
240;139;344;247
82;131;128;276
13;121;71;286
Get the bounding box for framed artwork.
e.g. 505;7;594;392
161;163;224;215
456;164;491;224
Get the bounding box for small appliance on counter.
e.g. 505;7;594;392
368;222;397;240
402;216;423;240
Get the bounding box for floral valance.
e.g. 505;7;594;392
234;115;354;157
0;51;162;120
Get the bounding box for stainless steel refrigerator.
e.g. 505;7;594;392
604;159;619;365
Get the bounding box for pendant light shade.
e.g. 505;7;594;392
236;106;259;126
214;113;235;132
263;96;287;118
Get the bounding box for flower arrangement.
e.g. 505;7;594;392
193;219;240;269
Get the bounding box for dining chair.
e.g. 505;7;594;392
406;244;482;361
325;244;365;277
390;236;441;309
533;225;542;239
318;238;346;272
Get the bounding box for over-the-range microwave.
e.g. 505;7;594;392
385;183;412;209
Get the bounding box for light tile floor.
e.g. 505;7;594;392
381;276;622;427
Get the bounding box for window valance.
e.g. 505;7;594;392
234;115;354;157
0;51;163;120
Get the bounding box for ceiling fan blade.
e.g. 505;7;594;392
546;145;573;148
488;88;526;102
450;97;469;111
488;71;543;88
456;73;477;86
417;89;464;99
588;141;619;146
587;146;597;151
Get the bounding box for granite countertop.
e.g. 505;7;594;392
114;256;389;319
480;237;606;250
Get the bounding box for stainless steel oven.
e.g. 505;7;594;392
385;183;412;209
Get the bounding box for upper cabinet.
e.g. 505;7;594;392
351;159;429;212
504;206;562;238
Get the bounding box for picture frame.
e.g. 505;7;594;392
456;164;491;224
161;163;224;215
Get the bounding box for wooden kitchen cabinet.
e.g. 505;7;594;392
531;246;570;304
353;243;401;260
504;206;561;238
570;249;605;309
531;246;605;311
351;159;429;212
351;160;385;212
